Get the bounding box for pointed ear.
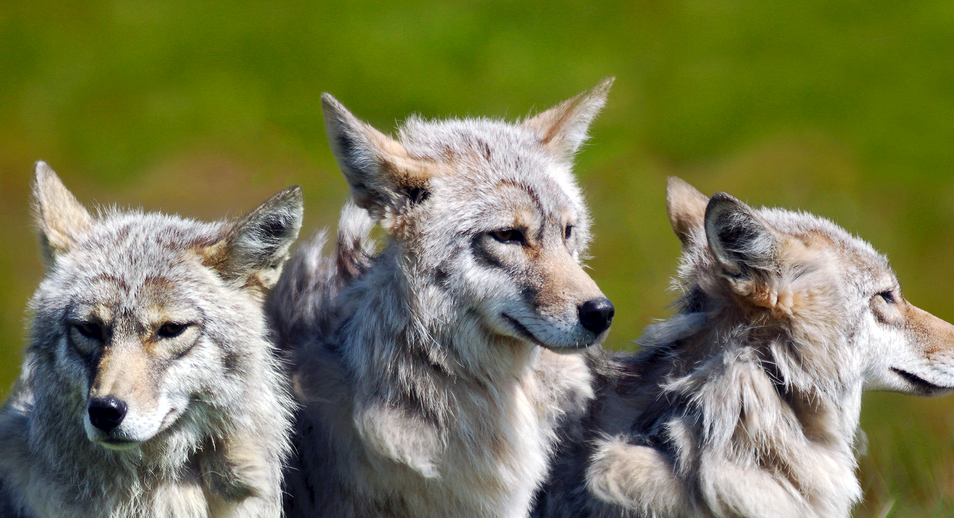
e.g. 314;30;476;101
202;186;304;295
704;192;779;290
666;177;709;248
32;161;92;265
322;94;436;219
523;77;614;159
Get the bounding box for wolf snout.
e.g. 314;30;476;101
579;298;615;335
88;396;128;432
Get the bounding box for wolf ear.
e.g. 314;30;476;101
32;161;92;265
666;177;709;248
523;77;614;160
322;94;436;220
202;186;304;295
704;192;779;292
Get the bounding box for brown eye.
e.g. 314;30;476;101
157;322;188;339
564;225;574;241
74;322;104;341
489;228;524;245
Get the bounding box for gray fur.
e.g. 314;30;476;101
0;162;302;517
273;80;615;517
536;177;954;518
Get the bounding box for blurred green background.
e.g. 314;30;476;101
2;0;954;515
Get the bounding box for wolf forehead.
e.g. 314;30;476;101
691;203;895;287
395;119;590;233
760;208;890;270
400;118;585;195
50;211;225;287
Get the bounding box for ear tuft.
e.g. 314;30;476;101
32;161;92;265
704;192;778;281
321;94;435;220
523;77;614;159
203;186;304;294
666;177;709;248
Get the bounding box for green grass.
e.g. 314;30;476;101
2;1;954;514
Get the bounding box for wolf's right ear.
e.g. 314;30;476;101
523;77;614;161
666;177;709;249
322;94;437;221
32;161;92;265
201;186;304;296
704;193;780;294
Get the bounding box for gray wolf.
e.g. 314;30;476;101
270;79;616;517
0;162;303;517
535;177;954;517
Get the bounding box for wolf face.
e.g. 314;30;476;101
29;161;303;451
321;81;615;358
670;177;954;399
536;179;954;518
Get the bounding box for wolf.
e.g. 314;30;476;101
0;162;303;517
269;79;617;517
534;177;954;518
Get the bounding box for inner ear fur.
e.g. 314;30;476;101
666;176;709;248
523;77;614;160
201;186;304;295
32;161;92;266
321;94;436;219
704;192;781;295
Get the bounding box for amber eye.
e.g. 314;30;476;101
157;322;189;339
489;228;525;245
74;322;104;341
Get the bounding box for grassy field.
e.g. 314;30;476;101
2;1;954;515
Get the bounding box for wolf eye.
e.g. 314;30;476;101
74;322;104;341
878;291;897;304
157;322;189;339
489;228;525;245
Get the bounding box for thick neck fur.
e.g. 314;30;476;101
605;248;865;517
289;239;593;518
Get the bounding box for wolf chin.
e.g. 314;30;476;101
535;177;954;518
0;163;303;517
270;80;616;517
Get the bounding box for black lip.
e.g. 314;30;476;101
501;313;593;351
891;367;947;394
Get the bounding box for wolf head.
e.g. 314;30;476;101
28;162;303;450
666;177;954;397
320;80;615;354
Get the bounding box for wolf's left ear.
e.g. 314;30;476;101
704;192;780;294
202;186;304;295
32;161;92;266
523;77;614;160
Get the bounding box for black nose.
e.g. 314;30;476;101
579;298;615;335
88;396;128;432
